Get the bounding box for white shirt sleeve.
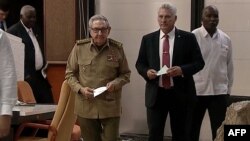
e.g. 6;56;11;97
0;30;17;116
227;38;234;94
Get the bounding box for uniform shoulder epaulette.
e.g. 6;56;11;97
109;38;122;47
76;38;91;45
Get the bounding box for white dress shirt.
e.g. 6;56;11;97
21;21;43;71
192;26;234;95
0;29;17;115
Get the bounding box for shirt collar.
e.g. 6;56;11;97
201;25;218;38
90;39;109;47
160;27;175;39
20;20;32;33
90;38;110;50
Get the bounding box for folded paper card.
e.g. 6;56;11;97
94;86;107;97
157;65;169;76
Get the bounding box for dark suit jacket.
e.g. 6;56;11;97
136;28;205;108
7;21;54;103
7;21;45;78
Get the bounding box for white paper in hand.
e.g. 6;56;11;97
94;86;107;97
157;65;169;76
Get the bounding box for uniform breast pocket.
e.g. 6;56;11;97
104;61;119;75
79;60;92;73
106;61;119;68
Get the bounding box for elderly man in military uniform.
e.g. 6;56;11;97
65;14;131;141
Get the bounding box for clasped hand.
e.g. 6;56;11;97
79;82;115;99
147;66;182;80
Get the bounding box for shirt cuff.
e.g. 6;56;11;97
0;104;13;116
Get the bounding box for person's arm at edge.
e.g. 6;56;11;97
135;36;152;81
0;30;17;138
65;43;83;94
180;33;205;76
227;37;234;94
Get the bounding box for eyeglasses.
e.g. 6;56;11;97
90;28;109;33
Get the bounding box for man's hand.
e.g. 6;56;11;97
80;87;94;100
0;115;11;138
147;69;157;80
167;66;183;77
106;82;115;92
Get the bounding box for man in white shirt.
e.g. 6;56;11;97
191;5;234;141
0;29;17;139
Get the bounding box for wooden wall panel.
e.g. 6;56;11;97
44;0;76;62
44;0;76;103
47;64;66;103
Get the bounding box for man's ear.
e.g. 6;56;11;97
108;27;111;34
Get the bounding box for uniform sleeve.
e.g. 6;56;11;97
0;31;17;116
110;47;131;90
65;44;82;94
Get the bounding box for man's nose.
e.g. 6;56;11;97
97;30;103;35
210;16;217;20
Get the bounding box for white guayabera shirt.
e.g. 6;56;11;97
0;29;17;116
192;26;234;96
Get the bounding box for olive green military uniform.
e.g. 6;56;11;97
65;38;131;141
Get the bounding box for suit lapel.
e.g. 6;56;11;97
18;22;45;64
17;22;34;47
153;31;160;70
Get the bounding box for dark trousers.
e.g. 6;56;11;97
147;87;192;141
25;71;54;103
191;94;229;141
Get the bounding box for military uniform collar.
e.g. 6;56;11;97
90;38;111;50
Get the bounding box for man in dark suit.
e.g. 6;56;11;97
7;5;54;103
135;3;204;141
0;0;9;31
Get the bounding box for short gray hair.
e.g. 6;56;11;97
20;5;35;15
159;3;177;16
202;5;219;16
88;14;110;28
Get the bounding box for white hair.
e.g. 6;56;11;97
159;3;177;16
88;14;110;28
20;5;35;15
